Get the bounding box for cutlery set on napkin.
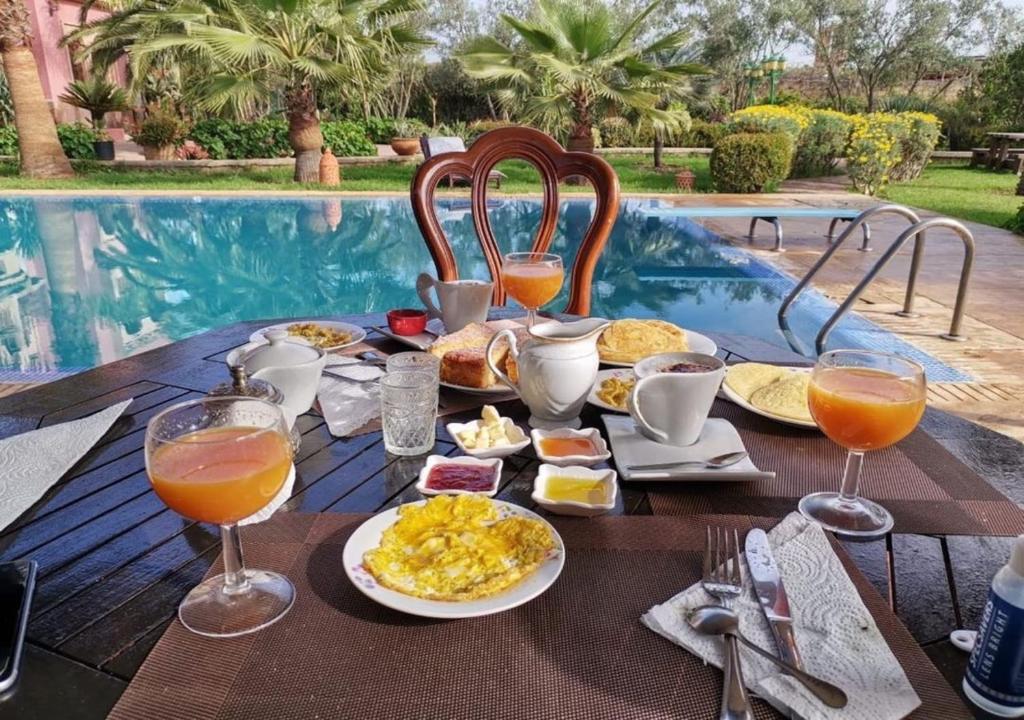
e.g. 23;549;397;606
643;513;921;720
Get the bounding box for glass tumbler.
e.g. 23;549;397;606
380;369;438;456
386;351;440;377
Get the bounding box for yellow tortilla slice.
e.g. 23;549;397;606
724;363;790;401
749;373;813;422
597;319;688;363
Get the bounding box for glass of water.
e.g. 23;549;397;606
386;352;440;376
380;369;438;456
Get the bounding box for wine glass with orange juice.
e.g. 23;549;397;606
145;397;296;637
799;350;926;538
501;252;564;328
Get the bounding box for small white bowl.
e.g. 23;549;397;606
415;455;503;497
531;464;618;517
530;427;611;467
446;417;530;459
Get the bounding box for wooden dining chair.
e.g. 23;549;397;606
410;126;620;316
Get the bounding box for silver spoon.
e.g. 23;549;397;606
688;605;848;709
626;450;748;472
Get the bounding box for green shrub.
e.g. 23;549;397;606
598;117;632;148
710;132;793;193
1011;203;1024;234
320;120;376;156
391;118;429;138
56;122;98;159
360;117;397;143
187;118;289;159
890;111;941;182
133;111;187;149
792;109;853;178
432;121;470;140
0;125;17;156
845;113;903;194
727;105;809;147
682;119;727;148
466;120;514;144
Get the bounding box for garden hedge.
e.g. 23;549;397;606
711;131;793;193
186;118;375;159
0;122;98;160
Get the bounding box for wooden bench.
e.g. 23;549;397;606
970;146;1024;167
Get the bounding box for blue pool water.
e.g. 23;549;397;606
0;195;968;383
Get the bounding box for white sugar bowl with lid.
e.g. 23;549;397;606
225;329;327;417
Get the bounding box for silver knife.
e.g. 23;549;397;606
745;528;804;670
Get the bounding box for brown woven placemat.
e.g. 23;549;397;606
642;400;1024;536
108;513;967;720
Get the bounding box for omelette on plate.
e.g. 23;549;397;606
362;495;556;602
597;319;688;363
724;362;814;423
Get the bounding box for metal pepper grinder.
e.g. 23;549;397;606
207;361;301;450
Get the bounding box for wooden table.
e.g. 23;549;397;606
985;131;1024;172
0;312;1020;720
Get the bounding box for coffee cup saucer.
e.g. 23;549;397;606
601;414;775;482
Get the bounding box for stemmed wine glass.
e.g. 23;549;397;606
500;252;564;328
145;396;296;637
799;350;926;538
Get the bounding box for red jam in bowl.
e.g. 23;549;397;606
425;464;497;492
387;308;428;336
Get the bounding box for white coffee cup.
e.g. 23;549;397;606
627;352;725;446
416;273;493;333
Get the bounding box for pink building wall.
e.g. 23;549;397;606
24;0;129;139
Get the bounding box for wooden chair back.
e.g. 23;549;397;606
410;126;620;316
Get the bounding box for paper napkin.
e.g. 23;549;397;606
317;357;385;437
0;399;132;532
642;513;921;720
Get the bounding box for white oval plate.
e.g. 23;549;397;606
599;329;717;367
587;368;634;413
249;320;367;351
344;500;565;619
440;379;517;396
719;366;818;430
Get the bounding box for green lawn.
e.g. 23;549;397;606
0;154;712;194
879;165;1021;230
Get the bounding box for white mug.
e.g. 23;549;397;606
627;352;725;446
416;273;493;333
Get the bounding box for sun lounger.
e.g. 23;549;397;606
419;136;506;189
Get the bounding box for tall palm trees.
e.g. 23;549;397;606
459;0;705;152
0;0;73;178
73;0;429;182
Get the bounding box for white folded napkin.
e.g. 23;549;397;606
642;513;921;720
239;464;295;525
317;357;385;437
0;399;132;532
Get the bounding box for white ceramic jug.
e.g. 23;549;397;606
416;273;493;333
486;318;610;429
226;330;327;417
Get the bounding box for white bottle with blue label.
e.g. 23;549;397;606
964;534;1024;717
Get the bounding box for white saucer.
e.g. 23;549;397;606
601;415;774;482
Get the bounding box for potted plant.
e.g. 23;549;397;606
389;119;425;156
58;77;130;161
133;109;187;160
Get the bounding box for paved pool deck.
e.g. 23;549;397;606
673;191;1024;441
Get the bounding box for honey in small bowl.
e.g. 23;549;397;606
542;476;609;505
538;436;599;458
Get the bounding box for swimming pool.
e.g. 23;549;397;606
0;195;968;383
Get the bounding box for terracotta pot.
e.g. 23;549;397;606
389;138;420;156
319;148;341;186
142;145;176;161
675;169;696;191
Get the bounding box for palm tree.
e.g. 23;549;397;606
58;77;130;135
0;0;74;178
70;0;429;182
458;0;705;152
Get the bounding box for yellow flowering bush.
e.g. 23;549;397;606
890;112;941;182
728;105;810;147
844;112;940;194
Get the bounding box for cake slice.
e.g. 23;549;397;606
428;323;495;359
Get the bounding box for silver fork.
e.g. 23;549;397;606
702;527;753;720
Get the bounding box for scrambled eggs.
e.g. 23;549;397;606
363;495;556;601
286;322;352;348
596;376;635;410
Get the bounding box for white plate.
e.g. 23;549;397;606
587;368;635;413
441;380;518;396
599;329;717;367
719;366;818;429
250;320;367;351
370;319;445;351
343;500;565;619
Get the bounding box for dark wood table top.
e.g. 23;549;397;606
0;312;1019;720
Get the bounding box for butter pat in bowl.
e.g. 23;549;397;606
531;464;617;517
531;427;611;467
416;455;502;497
446;417;529;459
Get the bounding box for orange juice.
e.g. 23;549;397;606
149;427;292;524
501;264;564;309
809;367;925;452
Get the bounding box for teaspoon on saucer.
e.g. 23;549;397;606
626;450;748;472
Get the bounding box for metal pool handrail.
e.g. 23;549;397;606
777;205;922;328
814;217;975;354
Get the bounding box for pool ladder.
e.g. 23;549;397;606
777;204;975;355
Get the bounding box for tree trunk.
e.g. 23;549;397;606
2;45;73;179
286;83;323;183
653;130;664;169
